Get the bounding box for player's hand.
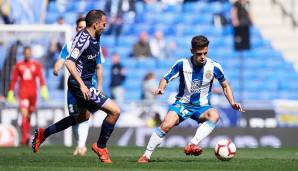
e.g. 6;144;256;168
53;69;59;76
231;102;245;112
6;90;16;104
152;88;164;95
80;85;90;100
97;86;103;94
40;85;49;101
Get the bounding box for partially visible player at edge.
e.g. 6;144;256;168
53;17;105;156
138;35;244;163
7;46;48;146
32;10;121;163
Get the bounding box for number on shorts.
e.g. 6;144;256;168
179;106;189;117
90;87;100;96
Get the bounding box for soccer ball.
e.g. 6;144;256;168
214;139;236;161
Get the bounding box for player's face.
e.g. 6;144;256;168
191;46;208;66
76;21;86;32
95;16;107;38
23;48;32;61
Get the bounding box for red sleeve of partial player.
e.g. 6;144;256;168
9;64;19;91
36;63;46;86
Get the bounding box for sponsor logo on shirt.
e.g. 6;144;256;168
190;79;202;93
87;54;97;60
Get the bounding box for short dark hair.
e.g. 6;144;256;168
85;10;106;27
76;17;85;26
23;46;31;52
191;35;209;49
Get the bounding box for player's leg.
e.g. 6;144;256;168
20;107;30;145
76;119;89;155
32;107;90;153
91;99;120;163
19;97;31;145
138;111;180;163
67;90;88;156
96;99;120;148
73;108;90;155
44;108;90;138
188;107;219;147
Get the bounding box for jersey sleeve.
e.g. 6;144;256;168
96;46;105;65
67;31;90;62
164;60;183;82
9;64;19;91
213;62;226;83
58;42;70;60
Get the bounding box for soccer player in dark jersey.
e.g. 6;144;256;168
32;10;120;163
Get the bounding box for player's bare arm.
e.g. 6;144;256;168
96;64;103;92
153;78;168;95
53;58;65;76
220;80;244;112
65;59;90;100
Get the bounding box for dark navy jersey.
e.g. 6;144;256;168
67;29;101;84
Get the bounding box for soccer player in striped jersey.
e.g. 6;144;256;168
53;17;105;156
33;10;120;163
138;35;244;163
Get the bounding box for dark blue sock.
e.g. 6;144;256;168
44;115;77;138
97;119;115;148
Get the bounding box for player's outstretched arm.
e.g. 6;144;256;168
220;80;244;112
152;78;168;95
65;59;90;100
53;59;65;76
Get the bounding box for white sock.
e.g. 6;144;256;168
72;124;79;144
190;120;216;145
144;127;166;159
78;120;89;148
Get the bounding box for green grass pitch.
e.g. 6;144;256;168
0;146;297;171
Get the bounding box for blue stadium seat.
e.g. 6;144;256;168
45;12;59;24
164;4;182;13
278;91;298;99
64;12;77;25
48;1;59;13
135;58;157;70
121;58;138;68
117;35;137;48
101;36;115;47
114;47;132;58
125;91;142;101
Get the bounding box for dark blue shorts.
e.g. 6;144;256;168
68;79;109;114
67;90;78;115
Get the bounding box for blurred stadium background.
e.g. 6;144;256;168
0;0;298;149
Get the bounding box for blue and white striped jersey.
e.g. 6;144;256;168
164;57;225;106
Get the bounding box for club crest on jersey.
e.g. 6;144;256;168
71;48;80;58
174;103;181;108
205;70;213;79
190;79;202;93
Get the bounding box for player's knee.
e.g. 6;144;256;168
209;111;219;123
75;113;90;123
160;123;173;133
110;106;121;120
